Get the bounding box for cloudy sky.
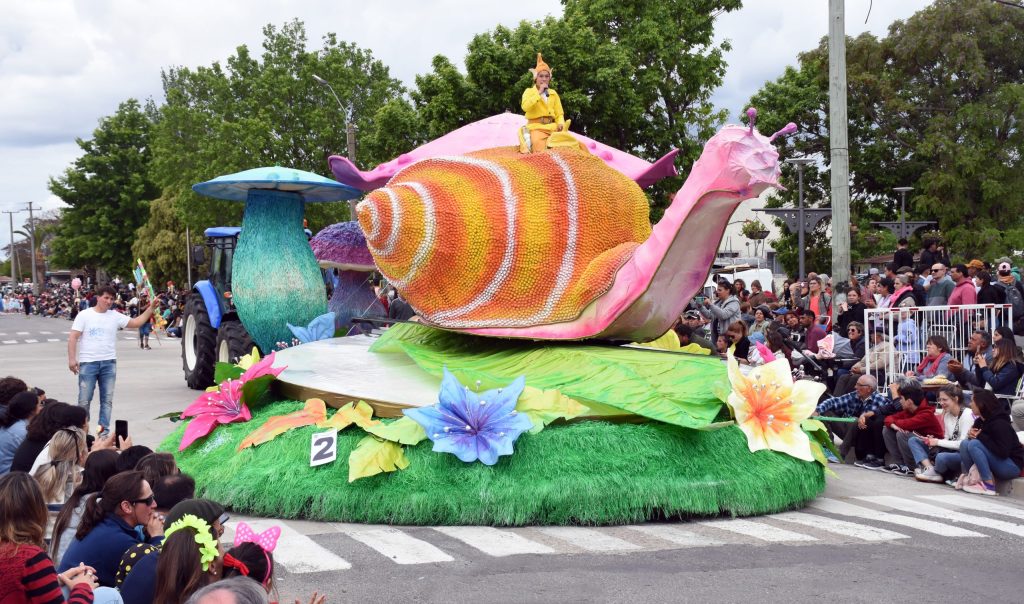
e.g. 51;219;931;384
0;0;933;248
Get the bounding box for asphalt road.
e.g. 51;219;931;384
3;313;1024;603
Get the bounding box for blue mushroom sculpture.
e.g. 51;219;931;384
193;167;361;352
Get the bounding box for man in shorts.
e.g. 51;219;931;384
68;285;159;436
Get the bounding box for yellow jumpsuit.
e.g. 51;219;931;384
519;86;565;153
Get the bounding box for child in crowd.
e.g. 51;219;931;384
911;385;975;483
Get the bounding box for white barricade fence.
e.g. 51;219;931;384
863;303;1013;391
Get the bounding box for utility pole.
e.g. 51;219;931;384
2;210;20;284
828;0;851;305
24;202;39;294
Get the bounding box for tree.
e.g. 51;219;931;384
132;194;196;288
748;0;1024;274
150;20;407;234
48;99;159;277
411;0;741;216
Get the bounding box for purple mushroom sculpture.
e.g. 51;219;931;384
310;221;386;334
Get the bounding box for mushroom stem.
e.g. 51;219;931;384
232;190;328;351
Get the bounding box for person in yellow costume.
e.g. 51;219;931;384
519;53;574;153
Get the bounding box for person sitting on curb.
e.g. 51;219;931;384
815;374;891;462
954;389;1024;496
852;379;916;470
913;384;975;483
880;381;945;476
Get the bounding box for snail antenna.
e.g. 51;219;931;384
769;122;798;142
746;108;757;134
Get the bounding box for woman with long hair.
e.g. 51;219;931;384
33;427;87;505
151;517;222;604
0;390;42;473
956;389;1024;496
50;449;119;563
0;472;97;603
10;403;87;474
974;337;1022;397
58;471;164;586
912;384;975;483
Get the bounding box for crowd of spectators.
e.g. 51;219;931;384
673;239;1024;494
0;375;325;604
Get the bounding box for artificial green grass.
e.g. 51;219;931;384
161;400;825;526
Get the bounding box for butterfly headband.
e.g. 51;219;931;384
234;521;281;552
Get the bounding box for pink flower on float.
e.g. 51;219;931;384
180;379;251;450
239;351;286;382
725;353;824;462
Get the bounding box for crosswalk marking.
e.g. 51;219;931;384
769;511;909;541
226;520;351;573
40;331;52;334
47;338;59;342
536;527;642;552
810;498;985;537
24;339;37;343
2;340;15;344
921;495;1024;522
858;496;1024;538
624;525;724;547
16;331;28;335
335;525;454;564
697;519;816;542
433;527;556;557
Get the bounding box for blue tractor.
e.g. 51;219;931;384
181;227;257;389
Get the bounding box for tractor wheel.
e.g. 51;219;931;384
216;320;257;365
182;293;217;390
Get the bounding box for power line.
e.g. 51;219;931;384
992;0;1024;9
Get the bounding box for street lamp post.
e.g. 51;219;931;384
786;157;815;279
893;186;914;239
313;74;360;218
2;210;20;284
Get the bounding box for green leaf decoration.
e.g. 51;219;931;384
348;436;410;482
214;362;244;384
515;386;589;434
370;324;726;429
364;416;427;445
240;374;277;409
808;440;838;477
153;410;185;422
802;422;841;459
801;418;827;433
319;401;380;431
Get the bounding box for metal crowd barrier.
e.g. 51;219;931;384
863;303;1013;392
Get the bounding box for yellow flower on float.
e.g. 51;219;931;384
726;353;825;462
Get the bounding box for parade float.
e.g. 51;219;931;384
162;108;836;526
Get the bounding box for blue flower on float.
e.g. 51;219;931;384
403;369;533;465
287;311;337;343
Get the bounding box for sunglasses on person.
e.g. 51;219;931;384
130;494;155;506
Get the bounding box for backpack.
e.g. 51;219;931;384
999;281;1024;334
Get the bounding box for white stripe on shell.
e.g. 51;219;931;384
387;182;436;289
426;156;517;323
520;152;578;324
378;188;402;257
363;198;382;242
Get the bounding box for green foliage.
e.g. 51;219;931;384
150;20;406;233
412;0;741;217
131;194;199;287
48;99;159;276
750;0;1024;273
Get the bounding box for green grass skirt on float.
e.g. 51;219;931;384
160;406;824;526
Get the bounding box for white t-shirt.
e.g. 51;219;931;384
71;308;130;362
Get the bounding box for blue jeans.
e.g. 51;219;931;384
934;451;961;477
78;359;116;430
959;438;1022;482
907;435;931;465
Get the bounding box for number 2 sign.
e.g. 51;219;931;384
310;429;338;467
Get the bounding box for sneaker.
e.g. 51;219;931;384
962;482;998;496
954;474;967;490
824;449;841;463
944;479;958;488
896;465;914;477
915;467;945;483
858;458;885;470
881;463;902;474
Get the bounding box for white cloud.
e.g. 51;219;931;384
1;0;934;244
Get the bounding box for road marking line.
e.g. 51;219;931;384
0;332;6;335
697;519;816;542
47;338;59;342
335;526;454;564
40;331;52;334
433;526;556;557
810;498;984;537
536;527;642;552
2;340;16;344
624;525;725;547
920;495;1024;521
225;520;351;572
858;495;1024;538
16;332;29;335
770;511;909;541
24;339;38;343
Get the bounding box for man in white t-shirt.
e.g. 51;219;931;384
68;285;158;436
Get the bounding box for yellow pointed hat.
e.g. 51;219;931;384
530;52;552;77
